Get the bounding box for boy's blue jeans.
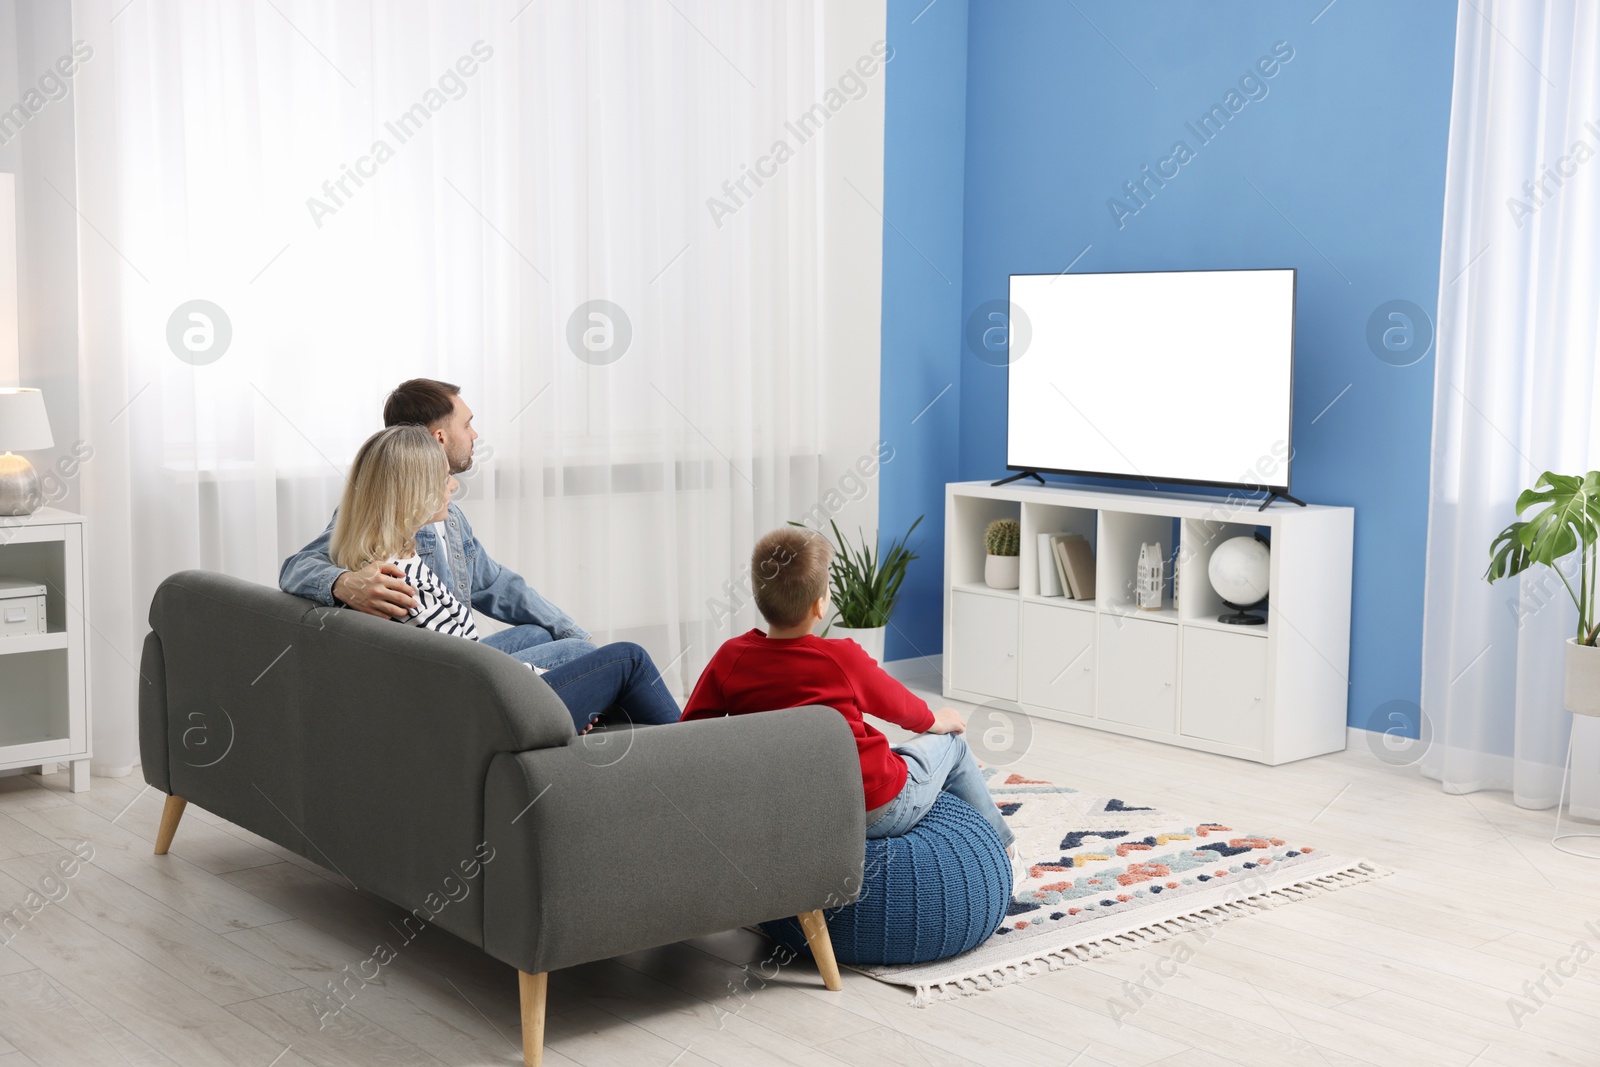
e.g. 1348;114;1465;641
865;732;1015;848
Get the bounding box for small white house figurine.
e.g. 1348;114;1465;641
1136;541;1164;610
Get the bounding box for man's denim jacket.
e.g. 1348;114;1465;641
277;502;589;641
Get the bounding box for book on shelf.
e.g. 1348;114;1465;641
1056;535;1096;600
1036;533;1064;596
1051;539;1074;598
1047;533;1090;599
1047;534;1074;597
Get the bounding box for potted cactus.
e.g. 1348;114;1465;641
1485;470;1600;715
984;518;1021;589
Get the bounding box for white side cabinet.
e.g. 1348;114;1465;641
0;508;90;791
942;482;1352;765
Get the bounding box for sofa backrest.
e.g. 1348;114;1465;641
139;569;575;947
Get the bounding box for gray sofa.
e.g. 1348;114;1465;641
138;571;866;1066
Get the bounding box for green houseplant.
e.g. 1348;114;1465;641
793;516;922;663
984;518;1021;590
1485;470;1600;714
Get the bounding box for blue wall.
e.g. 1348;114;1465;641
881;0;1460;734
878;0;970;669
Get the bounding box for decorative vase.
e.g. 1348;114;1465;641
1136;541;1164;610
830;625;887;664
1565;638;1600;717
984;554;1020;590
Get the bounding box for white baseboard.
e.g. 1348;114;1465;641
881;654;943;684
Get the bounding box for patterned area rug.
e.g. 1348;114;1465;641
852;768;1389;1005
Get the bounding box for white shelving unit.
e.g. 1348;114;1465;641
943;482;1352;765
0;508;90;790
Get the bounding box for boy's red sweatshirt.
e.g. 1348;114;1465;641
681;630;936;810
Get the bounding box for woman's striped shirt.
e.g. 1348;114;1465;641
389;555;479;641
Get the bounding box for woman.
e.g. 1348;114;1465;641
331;425;681;732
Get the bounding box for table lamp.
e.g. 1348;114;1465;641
0;388;54;515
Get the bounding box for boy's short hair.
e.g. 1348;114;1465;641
751;527;833;629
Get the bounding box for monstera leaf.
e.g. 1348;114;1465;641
1486;471;1600;645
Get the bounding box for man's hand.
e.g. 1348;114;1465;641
927;707;967;735
332;562;417;619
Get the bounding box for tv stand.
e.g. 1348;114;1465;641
1257;490;1307;511
992;470;1046;488
942;481;1353;765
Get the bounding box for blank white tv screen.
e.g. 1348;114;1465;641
1006;269;1296;492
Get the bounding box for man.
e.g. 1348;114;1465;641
279;378;594;669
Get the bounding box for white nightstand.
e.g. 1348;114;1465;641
0;508;90;791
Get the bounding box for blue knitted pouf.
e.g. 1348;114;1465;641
762;791;1013;966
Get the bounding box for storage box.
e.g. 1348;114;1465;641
0;579;47;637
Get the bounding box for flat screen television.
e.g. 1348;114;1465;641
1005;268;1296;496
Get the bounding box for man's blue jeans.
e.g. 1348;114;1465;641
482;624;595;670
865;732;1015;848
537;641;682;733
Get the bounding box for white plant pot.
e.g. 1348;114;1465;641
830;625;886;664
985;554;1020;590
1566;638;1600;718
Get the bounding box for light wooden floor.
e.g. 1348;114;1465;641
1;672;1597;1067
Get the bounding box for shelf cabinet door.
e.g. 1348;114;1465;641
949;591;1018;701
1096;615;1177;732
1019;603;1095;716
1180;627;1268;751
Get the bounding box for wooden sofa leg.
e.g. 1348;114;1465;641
154;795;187;855
519;970;547;1067
797;909;843;991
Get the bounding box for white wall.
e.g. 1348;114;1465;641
0;173;17;382
0;0;97;773
0;0;82;513
0;0;19;385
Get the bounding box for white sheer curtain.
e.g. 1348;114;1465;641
1421;0;1600;813
70;0;860;772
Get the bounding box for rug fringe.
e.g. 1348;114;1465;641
905;859;1391;1007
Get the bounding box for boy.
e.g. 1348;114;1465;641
682;527;1018;865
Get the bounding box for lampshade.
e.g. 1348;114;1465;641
0;388;53;452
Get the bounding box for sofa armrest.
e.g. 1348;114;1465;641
481;706;866;974
139;631;170;794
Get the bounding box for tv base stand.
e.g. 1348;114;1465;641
1257;490;1307;511
992;470;1046;488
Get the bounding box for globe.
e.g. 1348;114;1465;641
1208;535;1270;608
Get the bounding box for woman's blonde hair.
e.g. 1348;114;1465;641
331;425;450;571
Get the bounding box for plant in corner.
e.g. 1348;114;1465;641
1485;470;1600;715
790;516;922;664
984;518;1021;590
